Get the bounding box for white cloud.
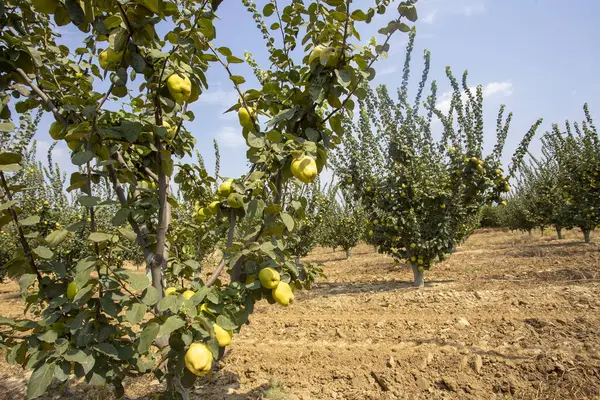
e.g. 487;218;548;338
436;81;513;115
213;126;245;149
462;2;485;16
422;9;438;24
378;66;398;76
197;87;238;107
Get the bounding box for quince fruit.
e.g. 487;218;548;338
167;73;192;104
291;155;318;183
185;342;213;376
213;324;233;347
272;281;294;306
258;267;280;289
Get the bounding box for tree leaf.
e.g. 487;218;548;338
20;215;40;226
138;322;159;353
158;315;185;338
33;246;54;260
27;362;56;399
88;232;110;242
71;151;93;166
280;212;294;231
117;271;149;291
46;229;69;247
216;314;237;330
125;303;147;324
92;342;120;359
0;151;21;165
0;122;15;132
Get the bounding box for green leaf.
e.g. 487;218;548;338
125;303;147;324
226;55;244;64
216;315;237;330
88;232;110;242
0;163;21;172
230;75;246;85
141;286;159;306
247;131;265;148
118;227;137;242
335;69;352;88
399;4;418;22
0;199;17;211
331;11;347;21
118;271;149;291
33;246;54;260
138;322;160;353
37;329;58;344
112;208;130;226
263;3;275;16
65;0;85;25
27;362;56;399
158;316;185;338
71;151;93;166
20;215;40;226
350;10;367;21
280;212;294;231
0;122;15;132
18;273;36;294
92;342;120;359
46;229;69;247
0;151;21;164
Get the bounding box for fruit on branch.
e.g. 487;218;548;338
308;45;340;68
166;73;192;104
66;281;78;300
165;287;177;296
162;121;176;139
208;201;221;213
238;107;253;128
197;207;212;221
49;121;65;140
213;324;233;347
218;179;234;197
227;193;244;209
272;281;294;306
291;155;318;183
99;48;123;71
182;290;195;300
32;0;59;14
184;342;213;376
258;267;280;289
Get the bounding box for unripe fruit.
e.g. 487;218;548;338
66;281;78;300
227;193;244;209
217;179;233;197
49;121;65;140
99;48;123;70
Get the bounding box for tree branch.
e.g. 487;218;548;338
206;210;236;287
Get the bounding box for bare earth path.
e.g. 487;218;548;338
1;229;599;399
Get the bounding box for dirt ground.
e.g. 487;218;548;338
1;229;599;399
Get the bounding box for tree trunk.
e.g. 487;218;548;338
411;265;425;288
295;256;300;265
556;226;563;240
540;227;544;236
528;229;532;236
583;229;591;243
345;248;351;259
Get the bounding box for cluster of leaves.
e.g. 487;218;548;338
332;32;542;286
0;0;419;398
501;104;599;242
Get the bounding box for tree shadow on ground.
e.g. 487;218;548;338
310;279;455;296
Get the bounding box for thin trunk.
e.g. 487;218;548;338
345;248;351;259
556;226;563;240
528;229;532;236
295;256;300;265
583;229;591;243
540;227;544;236
411;265;424;288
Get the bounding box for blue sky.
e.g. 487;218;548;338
34;0;600;184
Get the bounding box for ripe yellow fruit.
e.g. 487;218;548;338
213;324;233;347
165;287;177;296
32;0;59;14
99;48;123;70
182;290;195;300
208;201;221;214
75;72;84;79
197;207;212;220
308;45;339;68
162;121;176;139
166;73;192;104
238;107;253;128
49;122;64;140
227;193;244;209
291;155;318;183
258;267;280;289
185;342;213;376
217;179;233;197
66;281;78;300
272;281;294;306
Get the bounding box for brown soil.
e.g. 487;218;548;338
1;229;599;399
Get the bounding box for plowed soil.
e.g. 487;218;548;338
1;229;599;400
